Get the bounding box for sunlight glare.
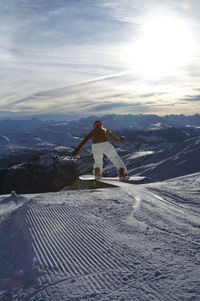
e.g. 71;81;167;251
129;14;196;79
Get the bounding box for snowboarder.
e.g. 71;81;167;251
72;120;128;180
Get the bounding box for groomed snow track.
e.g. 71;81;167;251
1;173;200;300
16;201;135;301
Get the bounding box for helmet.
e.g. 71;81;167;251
93;120;103;128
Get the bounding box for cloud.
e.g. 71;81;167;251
1;0;200;118
89;101;129;111
103;0;200;24
7;70;131;106
102;0;149;24
140;93;158;98
4;0;129;52
182;95;200;102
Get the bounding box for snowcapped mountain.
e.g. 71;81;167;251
0;117;52;133
0;113;199;194
0;113;198;161
66;113;200;132
128;136;200;180
0;120;80;160
0;113;199;136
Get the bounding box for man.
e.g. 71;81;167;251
72;120;128;180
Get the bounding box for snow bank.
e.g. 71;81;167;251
0;192;27;220
0;201;41;300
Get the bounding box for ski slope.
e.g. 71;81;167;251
0;173;200;300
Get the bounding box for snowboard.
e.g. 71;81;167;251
79;175;146;183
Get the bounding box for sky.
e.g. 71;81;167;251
1;0;200;120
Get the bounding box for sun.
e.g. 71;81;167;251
128;14;196;79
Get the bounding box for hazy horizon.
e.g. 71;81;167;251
0;112;200;123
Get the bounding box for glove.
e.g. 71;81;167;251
119;136;125;142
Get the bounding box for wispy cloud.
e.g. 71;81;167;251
182;94;200;102
88;100;144;112
1;0;200;118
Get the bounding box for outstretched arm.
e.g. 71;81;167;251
107;130;124;143
72;130;94;156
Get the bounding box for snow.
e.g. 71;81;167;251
0;192;28;223
139;135;166;142
129;151;155;159
129;137;200;181
0;135;10;144
0;172;200;300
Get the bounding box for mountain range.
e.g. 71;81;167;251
0;113;200;134
0;113;199;155
0;113;199;194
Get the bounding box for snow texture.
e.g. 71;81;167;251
129;137;200;181
0;172;200;300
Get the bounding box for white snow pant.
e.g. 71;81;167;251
92;141;127;175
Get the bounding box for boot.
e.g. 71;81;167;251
118;168;129;181
94;167;102;180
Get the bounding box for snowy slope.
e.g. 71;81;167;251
128;137;200;181
0;172;200;300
